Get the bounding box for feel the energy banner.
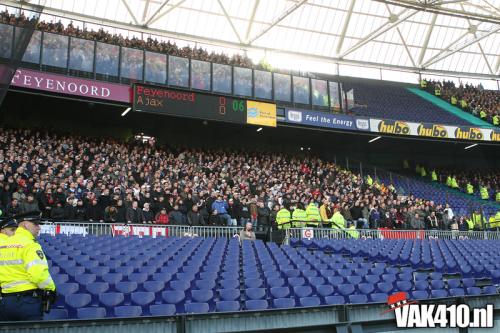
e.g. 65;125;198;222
369;118;500;142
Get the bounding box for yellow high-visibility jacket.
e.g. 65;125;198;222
0;227;55;293
292;209;307;228
276;208;291;229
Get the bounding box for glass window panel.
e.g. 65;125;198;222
20;29;41;64
254;70;272;100
121;47;143;80
42;33;68;68
168;56;189;87
311;79;328;107
329;81;341;110
234;67;252;97
145;51;166;84
190;59;210;91
69;37;94;72
273;73;291;102
95;42;119;76
213;63;231;94
293;76;310;104
0;24;13;58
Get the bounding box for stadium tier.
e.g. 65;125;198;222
42;234;500;319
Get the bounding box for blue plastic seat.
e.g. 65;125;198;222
430;280;445;289
218;289;240;301
365;275;381;284
316;285;334;297
462;278;475;288
325;296;345;305
382;274;396;284
396;281;412;292
115;281;138;294
307;276;325;286
246;288;266;300
414;281;429;291
245;299;269;310
86;282;110;297
397;273;412;282
431;289;448;298
294;286;313;298
53;274;69;285
185;302;210;313
220;279;240;289
77;307;107;319
412;291;429;300
349;294;368;304
162;290;185;304
284;269;300;278
115;306;142;317
128;273;148;284
337;284;355;297
482;286;497;294
149;304;176;316
195;279;216;290
216;301;240;312
115;266;134;276
288;277;306;287
99;292;125;307
327;276;344;285
57;283;79;296
299;296;321;307
191;289;213;303
449;288;465;296
65;293;91;309
143;281;165;293
346;276;362;285
44;309;68;320
270;287;290;298
266;278;285;288
447;279;461;289
358;283;375;295
103;273;123;285
273;297;296;309
369;293;388;303
170;280;191;292
245;278;263;288
153;272;172;282
131;291;155;306
466;287;481;296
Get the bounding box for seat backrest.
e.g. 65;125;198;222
149;304;176;316
77;307;107;319
273;297;296;309
114;306;142;318
184;302;209;314
65;293;91;309
131;291;156;306
216;301;240;312
191;289;214;303
245;299;269;310
44;309;68;320
99;292;125;307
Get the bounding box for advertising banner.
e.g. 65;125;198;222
370;118;499;142
40;224;88;236
247;100;277;127
111;225;170;238
285;108;369;131
11;68;131;102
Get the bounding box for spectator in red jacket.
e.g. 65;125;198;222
155;208;169;224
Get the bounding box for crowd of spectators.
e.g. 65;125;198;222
423;79;500;126
0;9;256;70
0;127;488;232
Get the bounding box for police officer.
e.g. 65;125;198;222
0;215;18;242
276;205;291;229
0;211;56;321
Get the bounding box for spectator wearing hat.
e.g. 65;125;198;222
0;216;18;240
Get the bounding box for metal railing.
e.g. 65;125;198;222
285;227;500;241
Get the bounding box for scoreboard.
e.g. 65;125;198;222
133;83;247;124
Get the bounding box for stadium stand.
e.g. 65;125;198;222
343;79;472;125
1;127;497;230
40;234;500;319
423;79;500;126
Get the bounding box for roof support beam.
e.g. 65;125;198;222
339;8;418;59
148;0;186;26
247;0;308;45
335;0;356;56
422;25;500;68
120;0;140;25
417;13;437;66
384;4;416;67
217;0;243;44
141;0;151;24
144;0;170;26
244;0;260;42
494;55;500;74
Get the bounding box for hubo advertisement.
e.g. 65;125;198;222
370;118;499;142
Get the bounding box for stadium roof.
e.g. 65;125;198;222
9;0;500;79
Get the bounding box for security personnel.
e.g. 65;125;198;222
471;210;485;230
460;99;467;109
305;201;321;227
0;216;18;242
431;170;437;182
466;218;474;231
479;110;487;120
493;211;500;231
330;207;345;229
434;85;441;96
291;203;307;228
466;183;474;195
480;186;489;200
489;215;497;231
451;96;457;105
451;176;459;189
366;175;373;186
446;175;452;187
0;211;56;321
497;191;500;202
493;115;499;126
419;79;427;89
276;205;291;230
403;160;410;170
420;167;426;177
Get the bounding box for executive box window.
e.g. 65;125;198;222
42;33;68;68
273;73;291;102
121;47;143;81
18;29;41;64
293;76;310;104
168;56;189;87
69;37;94;73
311;79;328;107
0;24;13;58
254;70;272;100
145;51;167;84
191;59;211;91
95;42;119;77
234;67;252;97
213;63;231;94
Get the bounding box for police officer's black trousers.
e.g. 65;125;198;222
0;293;43;321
